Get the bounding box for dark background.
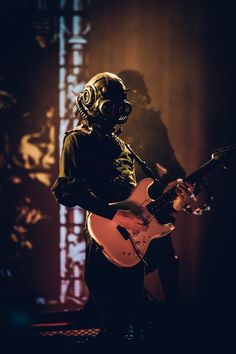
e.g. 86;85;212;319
0;0;235;318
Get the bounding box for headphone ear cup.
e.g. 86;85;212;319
98;99;115;117
123;100;132;115
119;100;132;117
82;85;95;107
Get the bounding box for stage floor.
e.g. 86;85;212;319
1;300;234;351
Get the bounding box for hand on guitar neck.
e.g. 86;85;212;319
163;179;194;212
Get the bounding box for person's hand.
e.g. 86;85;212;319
163;179;194;212
112;210;148;234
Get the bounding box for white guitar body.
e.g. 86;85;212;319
87;178;175;268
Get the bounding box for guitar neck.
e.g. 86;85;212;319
147;157;219;216
183;158;219;184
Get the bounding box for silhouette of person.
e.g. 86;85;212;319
52;72;193;341
118;69;186;304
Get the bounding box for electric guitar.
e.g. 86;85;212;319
87;146;235;268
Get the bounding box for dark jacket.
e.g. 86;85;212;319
51;127;137;219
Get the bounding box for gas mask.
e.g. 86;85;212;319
75;72;132;132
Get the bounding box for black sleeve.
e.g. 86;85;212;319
51;133;117;219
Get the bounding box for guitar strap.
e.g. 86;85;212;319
124;142;163;188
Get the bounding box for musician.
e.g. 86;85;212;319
51;72;192;342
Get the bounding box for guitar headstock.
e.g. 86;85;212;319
211;145;236;160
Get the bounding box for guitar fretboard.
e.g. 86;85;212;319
146;157;221;216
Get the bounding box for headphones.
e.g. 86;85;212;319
75;72;132;126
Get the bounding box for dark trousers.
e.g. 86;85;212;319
84;233;145;334
145;235;179;304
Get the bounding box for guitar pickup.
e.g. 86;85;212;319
116;226;130;240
